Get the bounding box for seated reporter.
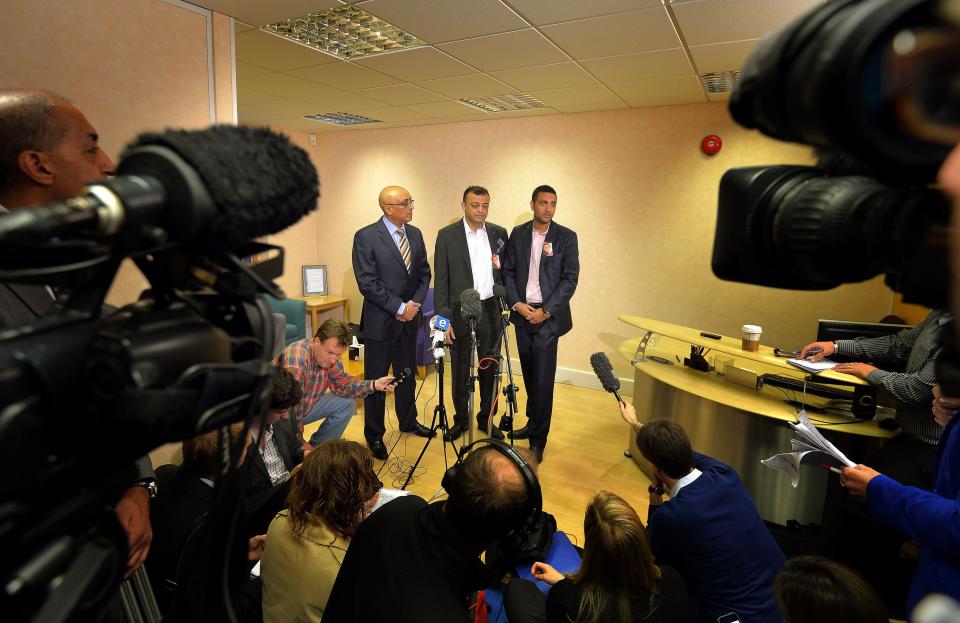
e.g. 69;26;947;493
260;439;381;623
505;490;688;623
841;384;960;614
774;556;886;623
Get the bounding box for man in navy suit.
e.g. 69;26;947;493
352;185;433;460
501;185;579;462
622;404;786;623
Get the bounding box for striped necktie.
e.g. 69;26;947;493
397;228;411;271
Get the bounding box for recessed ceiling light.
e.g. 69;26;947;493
304;112;382;126
264;6;424;59
700;70;741;93
460;93;547;113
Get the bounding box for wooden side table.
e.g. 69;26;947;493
297;295;350;333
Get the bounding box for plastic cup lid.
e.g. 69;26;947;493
741;324;763;333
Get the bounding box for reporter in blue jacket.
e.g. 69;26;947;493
621;403;785;623
842;384;960;615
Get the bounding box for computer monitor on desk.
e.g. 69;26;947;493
816;319;912;342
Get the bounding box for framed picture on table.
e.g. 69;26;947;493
302;265;328;296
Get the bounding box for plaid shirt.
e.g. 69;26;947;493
275;338;375;422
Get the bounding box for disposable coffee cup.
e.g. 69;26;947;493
741;324;762;352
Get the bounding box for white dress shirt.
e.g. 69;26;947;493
463;217;494;301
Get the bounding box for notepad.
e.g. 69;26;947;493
786;357;838;373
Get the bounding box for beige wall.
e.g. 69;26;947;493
1;0;237;466
270;102;893;379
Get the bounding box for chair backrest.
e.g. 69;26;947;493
265;295;307;345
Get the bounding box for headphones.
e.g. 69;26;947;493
441;437;542;525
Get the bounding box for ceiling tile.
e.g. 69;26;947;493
671;0;823;46
438;113;493;123
491;62;597;92
608;75;704;99
360;0;529;44
438;29;568;72
354;83;446;105
236;61;273;79
414;74;515;99
528;85;623;108
487;108;560;119
264;116;351;133
190;1;342;26
580;48;694;83
554;102;629;113
625;93;708;107
296;92;387;112
237;87;285;105
707;91;732;102
407;100;482;118
541;7;680;59
505;0;659;26
236;30;339;71
240;72;337;98
354;48;475;82
235;21;256;33
689;39;759;73
287;62;401;90
236;98;321;122
361;106;431;122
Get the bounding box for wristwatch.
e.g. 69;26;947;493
648;484;665;496
132;478;158;499
542;310;551;319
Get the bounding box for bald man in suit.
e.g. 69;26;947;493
352;185;433;460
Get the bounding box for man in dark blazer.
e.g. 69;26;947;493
352;185;433;460
433;186;510;442
501;185;579;462
622;405;786;623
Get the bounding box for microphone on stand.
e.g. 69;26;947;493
492;284;511;320
429;315;451;360
460;289;482;330
590;352;623;404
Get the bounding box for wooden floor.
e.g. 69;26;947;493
306;360;654;546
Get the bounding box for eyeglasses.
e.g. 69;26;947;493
384;199;415;208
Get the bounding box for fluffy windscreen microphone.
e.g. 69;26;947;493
590;352;623;403
460;289;482;325
119;125;319;251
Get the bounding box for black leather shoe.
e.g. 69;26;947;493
477;421;505;440
401;423;435;438
530;445;544;463
509;425;530;440
443;422;467;442
369;439;388;461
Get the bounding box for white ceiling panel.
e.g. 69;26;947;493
295;92;388;113
491;62;597;92
689;39;759;73
237;87;285;106
554;102;629;113
262;117;349;132
188;0;342;26
414;74;516;99
671;0;823;47
528;85;623;108
438;29;568;72
608;75;704;100
580;49;694;83
236;61;273;80
541;7;680;59
354;83;446;106
237;98;321;122
235;21;256;33
362;106;432;122
287;62;402;90
624;93;707;107
236;30;339;71
504;0;658;26
240;73;338;98
487;107;560;119
360;0;529;44
707;91;732;102
354;48;476;82
407;100;483;118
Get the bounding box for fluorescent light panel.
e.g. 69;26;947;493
700;70;741;93
264;6;424;59
304;112;382;125
460;93;547;113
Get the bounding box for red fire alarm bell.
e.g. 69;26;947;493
701;134;722;155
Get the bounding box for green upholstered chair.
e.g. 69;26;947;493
265;294;307;346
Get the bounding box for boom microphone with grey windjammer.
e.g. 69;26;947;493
460;288;483;330
590;352;623;404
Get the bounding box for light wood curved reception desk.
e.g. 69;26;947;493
618;316;896;525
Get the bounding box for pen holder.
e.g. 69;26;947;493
684;345;710;372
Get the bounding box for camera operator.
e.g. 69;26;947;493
0;89;155;579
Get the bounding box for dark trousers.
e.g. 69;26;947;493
363;331;418;442
515;317;559;450
451;298;503;428
503;578;546;623
833;434;938;618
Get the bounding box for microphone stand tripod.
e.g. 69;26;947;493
402;339;460;490
494;306;520;442
466;316;480;445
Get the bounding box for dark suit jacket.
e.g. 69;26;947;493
501;221;579;337
648;453;786;623
352;218;431;342
0;282;54;326
433;219;508;336
243;417;302;533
